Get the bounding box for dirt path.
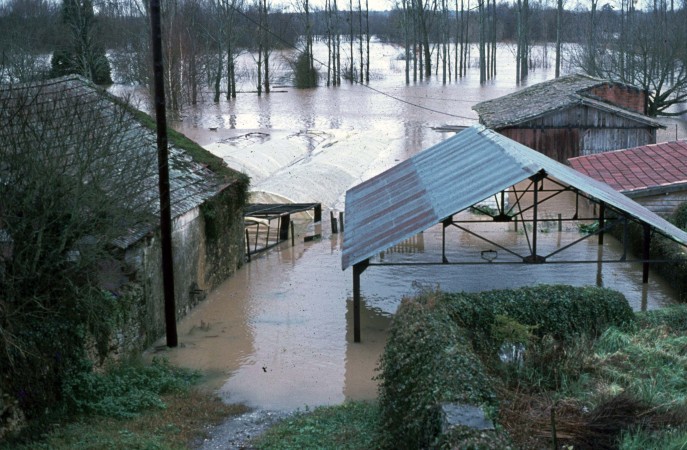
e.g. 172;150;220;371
195;409;292;449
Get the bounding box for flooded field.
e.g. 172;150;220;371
145;41;686;414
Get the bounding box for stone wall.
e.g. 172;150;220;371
113;184;245;356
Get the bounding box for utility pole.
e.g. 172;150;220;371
150;0;178;347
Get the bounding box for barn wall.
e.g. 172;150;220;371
586;84;647;114
114;187;245;356
581;128;655;155
500;106;657;162
628;191;687;218
500;128;580;162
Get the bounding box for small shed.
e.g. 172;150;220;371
569;141;687;217
0;75;249;354
472;74;664;162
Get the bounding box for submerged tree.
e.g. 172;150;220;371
50;0;112;84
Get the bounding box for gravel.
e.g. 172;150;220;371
194;409;293;450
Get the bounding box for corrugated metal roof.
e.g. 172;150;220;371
1;75;226;249
569;140;687;194
472;73;663;129
341;125;687;270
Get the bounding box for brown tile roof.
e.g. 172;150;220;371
568;141;687;193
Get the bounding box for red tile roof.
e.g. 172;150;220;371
568;141;687;193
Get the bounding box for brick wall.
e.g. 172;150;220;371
587;84;647;114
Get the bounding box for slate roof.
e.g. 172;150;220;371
341;125;687;270
0;75;227;249
472;73;663;129
569;141;687;194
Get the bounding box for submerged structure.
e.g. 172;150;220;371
342;125;687;342
472;74;664;162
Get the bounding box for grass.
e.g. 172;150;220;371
251;401;382;450
7;390;246;450
2;359;247;450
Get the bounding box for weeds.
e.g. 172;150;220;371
252;402;381;450
1;358;243;449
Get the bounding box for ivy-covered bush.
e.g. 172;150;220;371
377;285;634;449
444;285;635;347
376;291;498;450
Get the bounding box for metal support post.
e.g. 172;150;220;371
352;260;368;343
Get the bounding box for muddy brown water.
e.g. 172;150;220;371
142;41;686;415
152;213;677;413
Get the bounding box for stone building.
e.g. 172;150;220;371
0;75;249;354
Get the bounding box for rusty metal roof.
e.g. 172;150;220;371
569;140;687;194
341;125;687;270
472;73;663;129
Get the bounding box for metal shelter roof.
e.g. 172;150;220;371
341;125;687;270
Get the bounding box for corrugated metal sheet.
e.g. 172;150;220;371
341;125;687;270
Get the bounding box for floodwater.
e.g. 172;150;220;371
145;41;686;414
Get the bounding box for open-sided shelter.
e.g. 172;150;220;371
342;125;687;342
472;74;664;162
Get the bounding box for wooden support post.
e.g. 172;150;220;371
314;204;322;222
331;211;338;234
353;260;368;343
558;213;562;232
643;224;651;284
339;212;345;232
245;228;251;262
442;217;451;263
532;177;539;258
598;202;605;246
514;216;518;232
291;221;295;247
279;214;290;240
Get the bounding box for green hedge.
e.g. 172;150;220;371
377;285;634;449
444;285;635;345
376;292;498;450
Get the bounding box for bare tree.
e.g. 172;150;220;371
573;1;687;116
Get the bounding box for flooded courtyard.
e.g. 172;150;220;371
145;41;686;416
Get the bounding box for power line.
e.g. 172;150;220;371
232;5;478;122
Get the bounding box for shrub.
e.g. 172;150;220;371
376;292;498;450
61;358;200;419
444;285;634;346
292;52;318;88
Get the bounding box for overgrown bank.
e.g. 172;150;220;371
0;358;246;449
253;285;687;449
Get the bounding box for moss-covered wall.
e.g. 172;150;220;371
113;181;246;355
